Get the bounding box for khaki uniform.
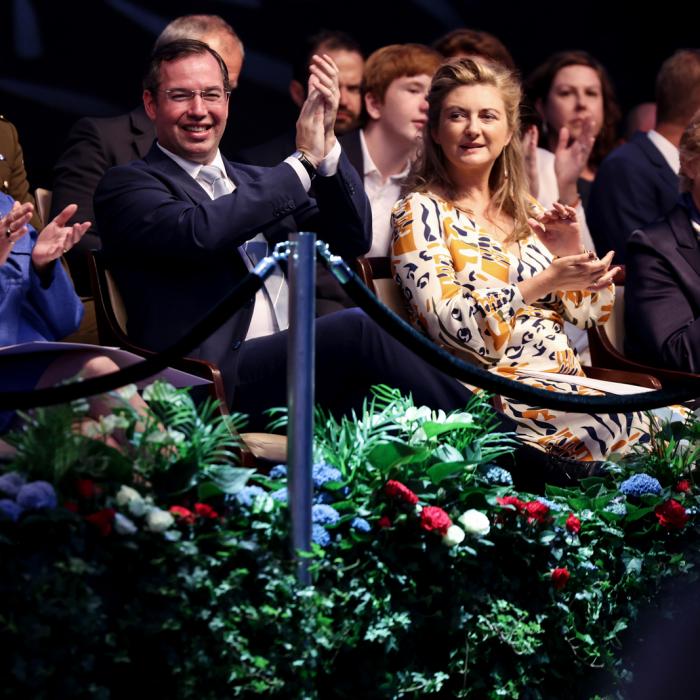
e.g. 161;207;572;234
0;116;42;230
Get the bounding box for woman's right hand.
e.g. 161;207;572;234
0;201;33;265
518;250;618;303
553;120;596;205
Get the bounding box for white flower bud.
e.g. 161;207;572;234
443;524;466;547
145;507;174;533
458;509;491;537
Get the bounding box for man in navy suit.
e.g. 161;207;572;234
587;49;700;263
94;39;477;425
50;14;244;294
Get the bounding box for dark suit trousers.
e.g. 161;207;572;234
233;308;480;428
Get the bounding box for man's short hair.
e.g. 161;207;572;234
155;14;244;56
656;49;700;126
143;39;230;96
290;29;363;85
432;28;515;71
362;44;442;103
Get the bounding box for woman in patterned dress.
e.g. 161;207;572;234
391;58;650;461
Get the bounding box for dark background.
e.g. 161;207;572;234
0;0;695;189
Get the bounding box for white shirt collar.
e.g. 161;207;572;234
647;130;680;174
359;129;411;182
156;143;229;181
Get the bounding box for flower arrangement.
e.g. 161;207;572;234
0;383;699;698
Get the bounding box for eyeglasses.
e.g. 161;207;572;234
160;88;231;103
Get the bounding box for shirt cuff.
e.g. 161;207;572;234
318;139;341;176
284;155;312;191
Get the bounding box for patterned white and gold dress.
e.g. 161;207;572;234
391;191;650;461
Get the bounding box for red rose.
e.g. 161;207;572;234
385;480;418;505
496;495;526;513
75;479;97;500
194;503;219;519
674;480;691;494
655;499;689;530
524;501;550;524
420;506;452;535
566;513;581;534
85;508;115;536
170;505;196;525
378;516;392;529
551;567;570;590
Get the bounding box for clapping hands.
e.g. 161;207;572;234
0;201;34;265
295;53;340;166
31;204;91;271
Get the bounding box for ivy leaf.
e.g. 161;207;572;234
368;442;430;470
204;465;255;494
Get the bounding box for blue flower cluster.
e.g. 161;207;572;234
258;462;369;548
235;485;268;507
269;464;287;480
312;504;340;526
0;473;57;523
312;463;342;488
604;501;627;516
619;473;662;498
311;523;331;547
483;464;513;486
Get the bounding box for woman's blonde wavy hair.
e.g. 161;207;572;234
406;57;533;242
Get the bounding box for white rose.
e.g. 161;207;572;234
116;485;148;517
447;412;473;425
458;509;490;537
145;507;175;533
114;513;138;536
442;524;466;547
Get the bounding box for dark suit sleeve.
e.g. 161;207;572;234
625;228;700;373
95;152;370;261
588;155;661;265
50;117;110;230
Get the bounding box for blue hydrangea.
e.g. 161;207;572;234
351;517;371;533
311;504;340;525
270;488;288;502
16;481;57;510
312;463;342;488
0;472;26;498
484;465;513;486
0;499;23;522
313;491;336;505
269;464;287;480
311;523;331;547
604;502;627;516
235;485;268;507
619;473;662;498
537;497;564;512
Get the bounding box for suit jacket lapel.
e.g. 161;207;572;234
143;144;213;204
339;129;365;182
669;204;700;278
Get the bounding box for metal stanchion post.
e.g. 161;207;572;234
287;232;316;585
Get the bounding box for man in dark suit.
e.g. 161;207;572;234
587;49;700;263
625;113;700;373
50;14;244;295
94;39;478;425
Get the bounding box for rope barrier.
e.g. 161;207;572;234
316;244;700;413
0;266;267;410
2;239;699;415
